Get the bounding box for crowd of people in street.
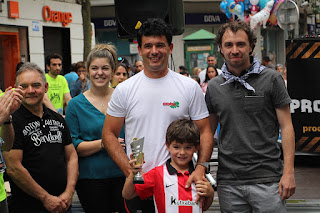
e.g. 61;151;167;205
0;18;296;213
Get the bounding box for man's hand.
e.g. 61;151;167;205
0;86;24;124
42;194;67;213
59;191;73;211
185;165;206;205
10;86;24;114
279;172;296;200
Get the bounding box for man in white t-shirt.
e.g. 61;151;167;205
199;55;222;85
102;18;213;212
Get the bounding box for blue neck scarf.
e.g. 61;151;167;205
220;57;265;93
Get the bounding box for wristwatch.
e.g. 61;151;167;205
196;162;210;174
3;115;12;125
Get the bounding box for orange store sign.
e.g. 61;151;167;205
8;1;19;18
42;5;72;27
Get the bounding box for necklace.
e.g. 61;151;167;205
89;90;110;107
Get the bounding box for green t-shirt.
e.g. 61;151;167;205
0;173;6;202
46;74;70;115
0;92;8;201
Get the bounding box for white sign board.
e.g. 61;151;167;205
130;43;138;54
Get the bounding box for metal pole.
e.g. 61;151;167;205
284;0;289;40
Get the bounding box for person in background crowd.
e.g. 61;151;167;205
199;55;222;85
191;75;201;85
262;55;275;69
178;65;188;74
276;64;284;74
4;62;78;213
131;60;144;77
111;63;129;88
110;63;128;153
180;70;189;77
283;64;287;87
102;18;213;212
205;21;295;212
0;86;24;213
15;62;24;73
118;57;131;76
70;61;91;98
192;66;202;76
201;65;218;93
66;44;126;213
45;53;72;115
64;63;79;89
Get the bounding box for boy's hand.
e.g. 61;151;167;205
196;177;214;198
129;154;143;175
186;165;206;205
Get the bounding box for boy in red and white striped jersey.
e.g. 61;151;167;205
123;119;214;212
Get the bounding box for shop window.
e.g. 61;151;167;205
0;32;20;90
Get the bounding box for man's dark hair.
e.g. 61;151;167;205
70;63;77;72
263;56;271;62
216;21;257;54
16;62;24;73
137;18;173;47
179;66;187;71
180;70;189;76
45;53;63;66
166;119;200;147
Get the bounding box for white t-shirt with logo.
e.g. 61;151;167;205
107;69;209;172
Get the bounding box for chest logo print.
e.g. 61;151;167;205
165;183;175;188
163;101;180;109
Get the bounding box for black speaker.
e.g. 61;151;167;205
115;0;184;39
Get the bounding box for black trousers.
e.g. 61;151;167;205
125;196;155;213
76;177;126;213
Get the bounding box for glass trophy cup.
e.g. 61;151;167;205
130;137;144;184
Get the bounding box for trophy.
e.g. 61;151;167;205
130;137;144;184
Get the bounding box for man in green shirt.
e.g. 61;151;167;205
45;53;72;115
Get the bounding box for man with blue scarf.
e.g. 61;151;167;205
205;21;296;212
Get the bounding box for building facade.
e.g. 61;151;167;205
0;0;83;90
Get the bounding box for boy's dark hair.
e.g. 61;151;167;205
166;119;200;146
137;18;173;47
45;53;63;66
216;21;257;55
